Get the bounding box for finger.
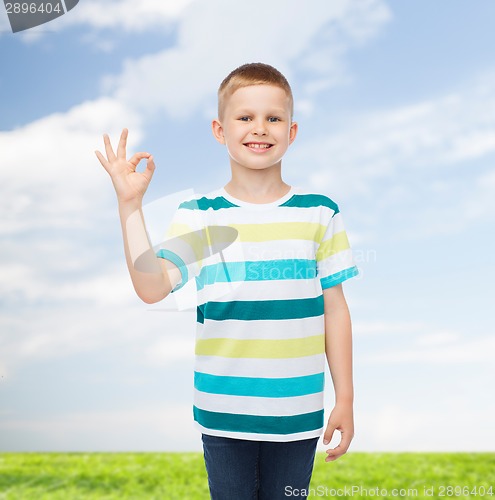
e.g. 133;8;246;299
117;128;128;159
95;150;110;171
323;424;336;445
103;133;117;161
128;152;151;168
325;431;351;461
338;430;353;453
144;155;156;179
325;445;344;462
325;448;344;462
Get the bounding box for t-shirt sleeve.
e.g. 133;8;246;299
155;198;207;293
316;203;359;289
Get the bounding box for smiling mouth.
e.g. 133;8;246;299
244;143;273;149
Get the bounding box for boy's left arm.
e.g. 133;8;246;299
322;283;354;462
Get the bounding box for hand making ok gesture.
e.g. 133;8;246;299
95;128;156;205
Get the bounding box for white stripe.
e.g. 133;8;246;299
166;208;203;234
198;278;323;303
221;238;318;262
196;280;246;304
328;211;346;233
318;248;356;276
197;315;324;340
210;205;336;224
194;390;324;416
194;354;326;378
195;422;324;442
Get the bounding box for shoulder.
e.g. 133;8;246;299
285;186;340;215
177;188;228;212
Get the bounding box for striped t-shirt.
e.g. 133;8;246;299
156;185;359;442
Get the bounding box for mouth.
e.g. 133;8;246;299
243;142;274;152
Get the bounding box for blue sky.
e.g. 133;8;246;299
1;0;494;453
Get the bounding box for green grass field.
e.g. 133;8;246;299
0;452;493;499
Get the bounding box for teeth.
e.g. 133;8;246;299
247;143;270;149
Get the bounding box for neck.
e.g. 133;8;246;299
225;161;290;201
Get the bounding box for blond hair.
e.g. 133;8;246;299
218;62;294;120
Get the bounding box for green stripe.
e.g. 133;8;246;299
203;296;324;321
194;371;324;397
194;406;324;435
230;222;325;242
195;334;324;358
316;231;351;261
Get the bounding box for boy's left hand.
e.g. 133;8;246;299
322;402;354;462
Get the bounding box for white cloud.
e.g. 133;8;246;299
1;0;392;236
0;262;132;306
294;79;495;195
144;335;195;365
102;0;391;119
0;98;141;377
0;97;143;235
6;0;391;63
360;334;495;364
0;300;195;372
353;320;493;365
63;0;195;31
415;331;461;347
0;0;195;41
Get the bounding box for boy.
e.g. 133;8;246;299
96;63;358;499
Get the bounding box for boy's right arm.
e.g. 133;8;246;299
96;128;180;304
118;199;181;303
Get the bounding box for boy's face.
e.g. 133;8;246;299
212;84;297;173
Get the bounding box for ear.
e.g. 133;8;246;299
212;118;225;145
288;121;298;145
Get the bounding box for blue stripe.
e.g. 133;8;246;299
196;259;317;290
197;305;205;324
194;406;324;435
203;295;324;321
179;192;340;214
179;196;235;211
194;371;324;397
155;249;188;292
320;266;359;289
280;193;339;215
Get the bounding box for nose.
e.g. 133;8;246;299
252;119;267;136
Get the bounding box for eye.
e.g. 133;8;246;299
239;116;251;122
268;117;281;123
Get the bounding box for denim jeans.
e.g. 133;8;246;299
201;433;319;499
